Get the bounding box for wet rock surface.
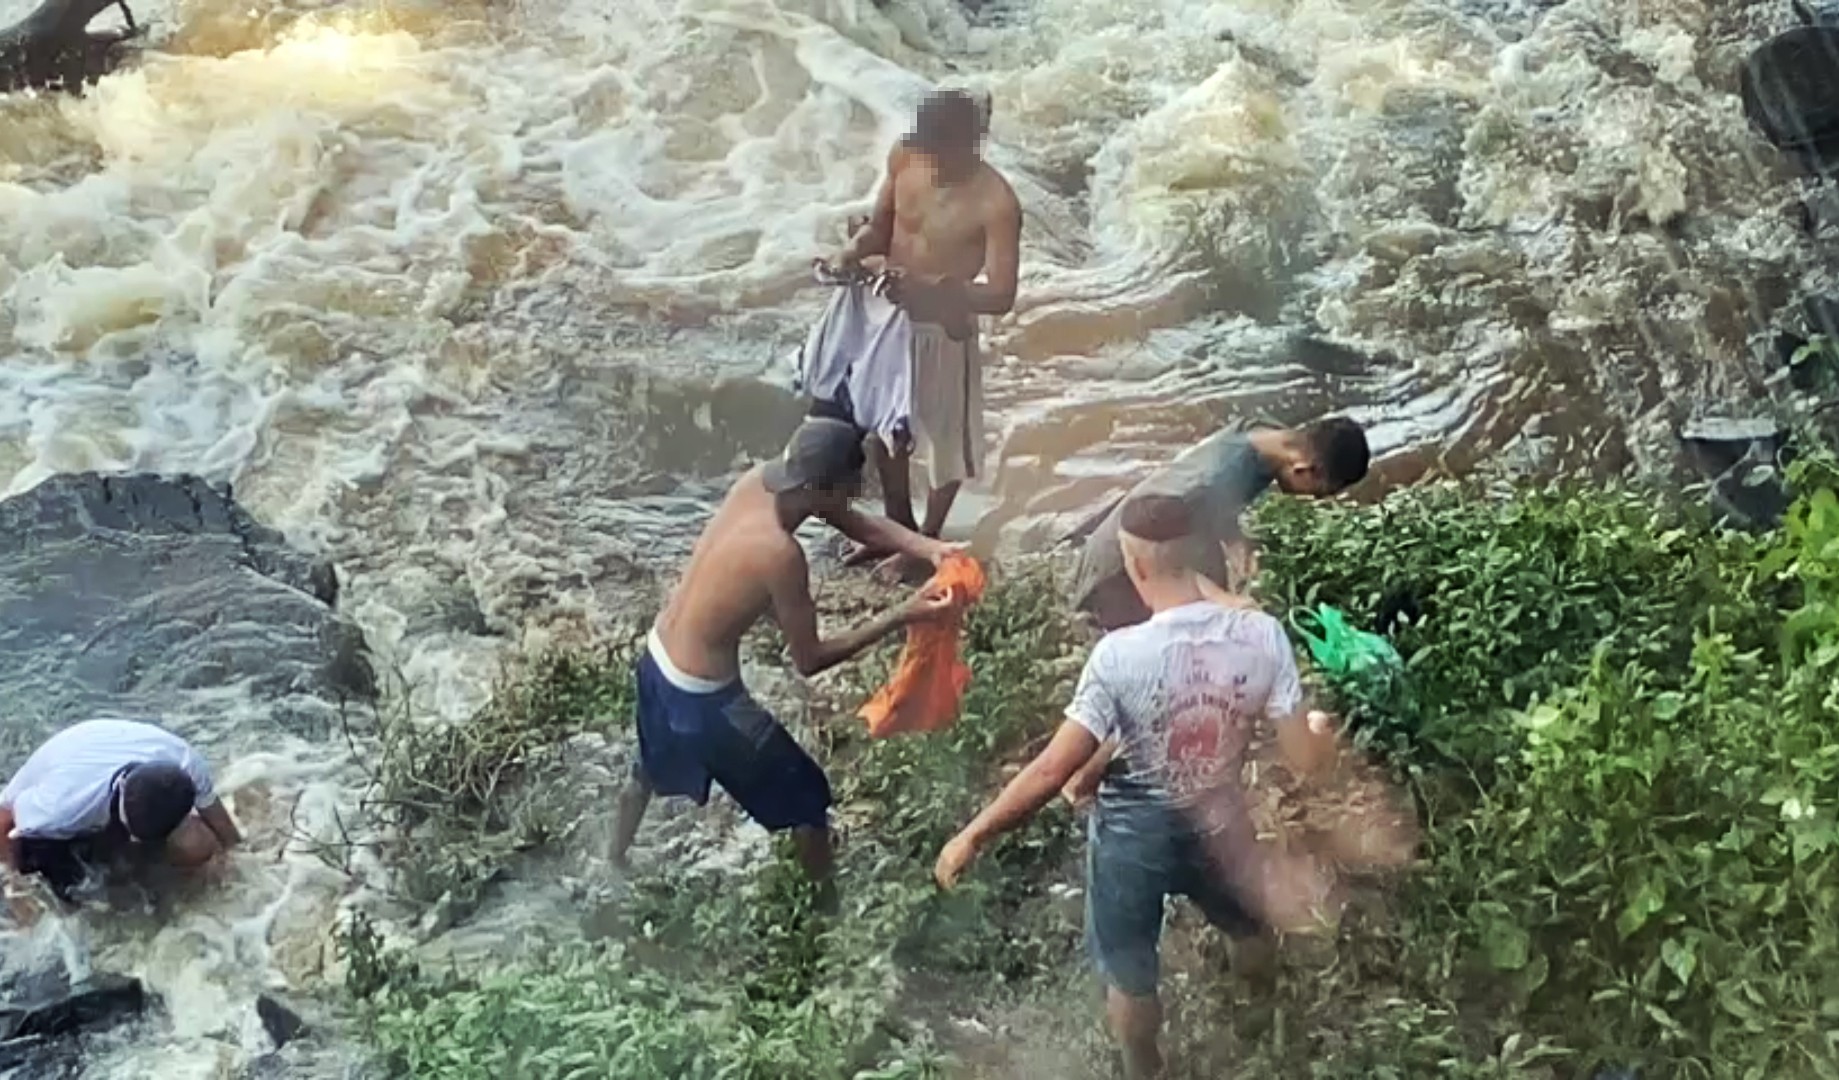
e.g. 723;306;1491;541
0;473;373;1077
0;473;374;739
0;0;139;95
254;992;305;1050
0;968;144;1077
1741;25;1839;170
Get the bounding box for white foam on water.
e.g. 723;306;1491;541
0;0;1826;1070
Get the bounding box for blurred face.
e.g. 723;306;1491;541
913;94;983;182
784;472;862;518
921;136;979;181
1275;459;1332;497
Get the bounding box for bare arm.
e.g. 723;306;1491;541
937;720;1100;887
1275;706;1341;778
842;147;902;264
0;807;17;871
197;799;242;849
1060;735;1117;808
769;549;920;677
960;186;1021;315
821;506;952;566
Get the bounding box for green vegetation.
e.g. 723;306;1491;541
339;560;1090;1079
1241;458;1839;1078
341;638;641;911
1790;334;1839;397
338;459;1839;1079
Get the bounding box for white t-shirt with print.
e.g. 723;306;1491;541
1067;602;1303;815
0;719;216;840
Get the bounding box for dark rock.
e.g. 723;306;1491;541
1678;417;1791;530
0;970;144;1075
1801;184;1839;237
0;0;139;95
1288;335;1388;378
1775;330;1808;369
0;974;143;1040
1792;0;1839;28
255;993;305;1050
1740;27;1839;169
0;1033;83;1077
1806;294;1839;340
0;473;374;736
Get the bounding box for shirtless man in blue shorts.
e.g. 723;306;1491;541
610;418;955;895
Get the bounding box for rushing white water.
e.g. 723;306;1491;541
0;0;1828;1071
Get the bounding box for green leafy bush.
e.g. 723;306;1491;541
349;638;641;909
1253;483;1775;762
1247;467;1839;1078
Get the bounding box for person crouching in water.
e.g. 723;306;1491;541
934;494;1340;1079
611;417;957;903
0;718;242;905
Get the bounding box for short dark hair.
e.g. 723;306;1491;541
119;764;196;843
1118;494;1195;543
1303;417;1370;491
913;90;980;152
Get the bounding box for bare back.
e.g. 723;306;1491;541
653;466;804;683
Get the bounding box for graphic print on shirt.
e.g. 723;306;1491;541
1158;637;1255;798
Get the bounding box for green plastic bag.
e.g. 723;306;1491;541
1291;604;1402;681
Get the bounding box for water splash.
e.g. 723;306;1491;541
0;0;1828;1070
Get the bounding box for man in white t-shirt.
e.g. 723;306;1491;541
0;718;242;904
934;494;1337;1079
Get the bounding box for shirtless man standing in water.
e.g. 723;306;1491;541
823;88;1022;561
611;418;956;898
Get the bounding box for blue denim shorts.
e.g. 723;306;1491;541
634;652;832;831
1085;801;1262;998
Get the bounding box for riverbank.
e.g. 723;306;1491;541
326;450;1839;1078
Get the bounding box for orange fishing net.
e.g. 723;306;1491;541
859;553;988;738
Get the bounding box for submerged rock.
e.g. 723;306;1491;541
0;473;374;737
254;993;305;1050
1740;27;1839;170
0;973;143;1041
0;969;144;1076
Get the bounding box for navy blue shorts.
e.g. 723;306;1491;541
633;652;832;832
1085;802;1262;998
